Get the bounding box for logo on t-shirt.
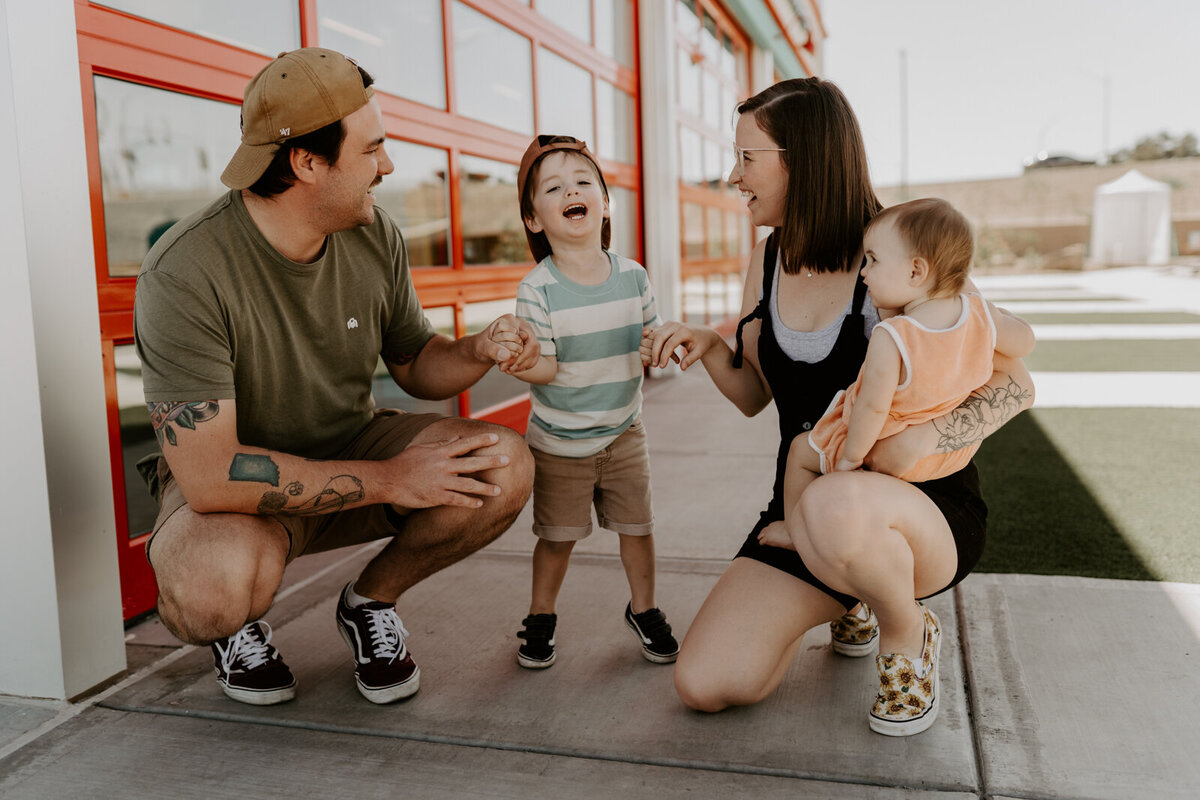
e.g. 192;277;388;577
346;317;359;329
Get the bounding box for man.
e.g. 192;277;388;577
134;48;537;706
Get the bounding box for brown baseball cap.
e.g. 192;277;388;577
221;48;374;190
517;135;610;262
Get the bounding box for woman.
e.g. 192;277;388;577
642;78;1033;736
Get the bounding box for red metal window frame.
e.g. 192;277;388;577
75;0;642;619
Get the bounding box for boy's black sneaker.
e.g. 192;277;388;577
516;613;557;669
336;582;421;704
624;602;679;664
210;621;296;705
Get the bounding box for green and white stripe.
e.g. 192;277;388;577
517;251;661;456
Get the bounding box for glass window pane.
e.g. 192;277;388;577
594;0;634;68
537;0;591;43
682;203;704;259
701;13;721;62
374;140;450;267
676;47;700;115
706;206;723;258
464;300;528;412
317;0;445;109
702;70;723;129
720;33;736;79
704;137;725;189
678;126;703;187
676;0;700;42
459;154;527;265
536;49;594;145
94;77;241;277
725;210;747;258
453;2;533;134
96;0;298;56
113;344;156;539
596;79;635;163
608;186;639;259
372;306;456;416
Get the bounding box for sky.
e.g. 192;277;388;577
820;0;1200;187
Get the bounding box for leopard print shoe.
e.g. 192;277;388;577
869;604;941;736
830;603;879;657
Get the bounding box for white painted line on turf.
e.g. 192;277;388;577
1032;324;1200;340
1029;372;1200;408
999;300;1192;315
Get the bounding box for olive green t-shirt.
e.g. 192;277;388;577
134;190;436;459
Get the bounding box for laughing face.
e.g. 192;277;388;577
524;151;609;251
728;113;787;229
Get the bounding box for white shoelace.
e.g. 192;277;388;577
220;621;274;673
363;607;409;663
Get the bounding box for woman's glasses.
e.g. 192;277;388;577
732;144;786;171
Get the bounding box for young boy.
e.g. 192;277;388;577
505;135;678;669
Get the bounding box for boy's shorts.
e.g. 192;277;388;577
530;417;653;542
145;409;445;565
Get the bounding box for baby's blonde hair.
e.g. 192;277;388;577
867;198;974;296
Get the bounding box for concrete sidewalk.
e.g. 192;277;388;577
2;366;1198;799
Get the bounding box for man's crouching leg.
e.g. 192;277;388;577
354;418;534;601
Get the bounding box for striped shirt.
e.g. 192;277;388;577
516;251;662;457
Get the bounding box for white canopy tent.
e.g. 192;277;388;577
1089;169;1172;266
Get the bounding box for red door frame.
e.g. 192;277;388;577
74;0;642;619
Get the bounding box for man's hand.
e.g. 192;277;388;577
381;433;512;510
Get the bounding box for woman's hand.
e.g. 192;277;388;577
641;322;718;371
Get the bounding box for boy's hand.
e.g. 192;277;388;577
482;315;540;374
640;326;682;367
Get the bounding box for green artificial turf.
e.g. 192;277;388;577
1024;339;1200;372
974;407;1200;583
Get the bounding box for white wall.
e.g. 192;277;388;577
0;0;125;699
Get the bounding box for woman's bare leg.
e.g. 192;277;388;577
674;558;845;712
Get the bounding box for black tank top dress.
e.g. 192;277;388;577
731;233;988;610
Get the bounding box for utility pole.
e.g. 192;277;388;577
1102;73;1111;163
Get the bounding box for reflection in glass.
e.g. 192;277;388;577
538;0;590;43
464;300;529;412
374;140;450;267
94;77;241;277
608;186;639;259
537;49;594;145
317;0;445;109
459;155;527;265
454;2;533;134
682;203;704;259
596;79;635;163
707;207;723;258
678;126;703;187
96;0;298;56
595;0;634;67
113;344;157;539
372;306;456;416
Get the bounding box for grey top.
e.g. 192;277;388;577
765;253;881;364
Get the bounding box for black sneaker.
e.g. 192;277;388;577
210;621;296;705
516;613;557;669
624;602;679;664
336;582;420;704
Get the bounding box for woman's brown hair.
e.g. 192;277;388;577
737;77;882;275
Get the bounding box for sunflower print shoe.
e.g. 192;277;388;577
830;603;879;657
869;604;941;736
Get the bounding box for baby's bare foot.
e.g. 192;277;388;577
756;521;795;550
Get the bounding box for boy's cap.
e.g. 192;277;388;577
221;48;374;190
516;135;608;205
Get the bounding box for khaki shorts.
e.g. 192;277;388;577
146;409;444;565
531;418;653;542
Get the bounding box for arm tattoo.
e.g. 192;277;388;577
932;377;1033;453
147;401;220;447
256;475;365;516
229;453;280;486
